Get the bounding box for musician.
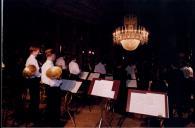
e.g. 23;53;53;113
180;62;194;112
56;56;66;70
41;49;62;124
180;63;193;79
94;61;106;78
125;62;137;80
25;46;41;121
56;54;68;79
68;57;81;80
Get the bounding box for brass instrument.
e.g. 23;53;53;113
46;66;62;79
23;65;37;78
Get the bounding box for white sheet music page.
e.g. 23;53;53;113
128;92;167;118
129;93;146;114
79;72;89;80
71;81;82;93
91;80;115;99
87;73;100;80
145;93;166;117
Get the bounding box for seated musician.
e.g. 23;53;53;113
55;54;69;79
68;56;81;80
41;49;62;124
94;60;107;78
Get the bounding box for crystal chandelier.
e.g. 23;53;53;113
113;16;149;51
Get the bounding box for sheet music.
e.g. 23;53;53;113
145;93;166;117
87;73;100;80
71;81;82;93
60;80;82;93
128;92;167;118
91;80;115;99
60;80;76;90
129;93;146;114
79;72;89;80
126;80;137;88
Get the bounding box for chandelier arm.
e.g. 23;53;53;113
113;16;149;51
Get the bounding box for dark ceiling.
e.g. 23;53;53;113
3;0;195;65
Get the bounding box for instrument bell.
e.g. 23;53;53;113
46;66;62;79
23;65;37;78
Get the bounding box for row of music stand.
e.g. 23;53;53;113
59;71;169;127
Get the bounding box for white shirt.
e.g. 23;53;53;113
125;65;137;79
25;54;40;77
41;60;62;87
69;60;81;75
55;57;66;69
94;62;106;74
181;66;194;79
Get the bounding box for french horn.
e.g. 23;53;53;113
23;65;37;78
46;66;62;79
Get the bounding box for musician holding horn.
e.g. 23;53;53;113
41;49;62;125
24;46;41;122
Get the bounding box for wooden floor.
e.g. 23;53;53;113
64;104;144;127
2;94;195;127
2;96;146;127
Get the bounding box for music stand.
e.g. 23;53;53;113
87;73;100;81
60;79;83;127
73;72;100;113
79;72;90;80
126;89;169;127
88;78;120;127
60;80;82;93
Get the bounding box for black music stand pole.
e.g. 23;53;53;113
96;99;115;128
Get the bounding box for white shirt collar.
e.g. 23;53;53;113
46;59;53;64
30;54;36;58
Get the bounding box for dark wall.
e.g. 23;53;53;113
3;0;195;70
3;0;113;67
